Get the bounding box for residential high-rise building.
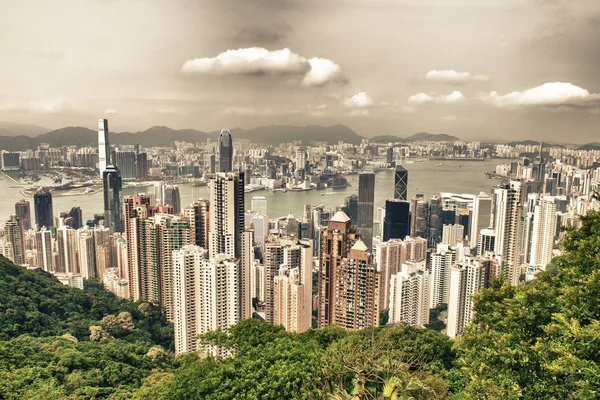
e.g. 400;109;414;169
56;226;78;274
218;129;233;172
429;243;456;309
333;239;380;330
172;246;239;355
35;227;54;272
77;228;96;279
318;211;358;327
163;185;181;215
33;188;54;229
103;165;123;233
389;260;430;327
394;165;408;200
470;193;493;248
123;194;153;301
115;151;137;181
357;173;375;249
183;200;210;250
446;254;501;338
493;183;522;285
383;199;410;241
98;119;110;177
209;172;245;258
529;197;557;269
477;228;496;255
442;224;464;247
15;200;31;230
273;267;308;332
4;215;25;265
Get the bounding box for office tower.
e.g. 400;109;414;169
163;185;181;215
77;228;96;278
251;196;268;215
115;151;137;181
57;226;78;274
98;119;110;177
532;142;546;184
429;243;456;309
183;200;210;249
68;206;83;229
35;227;54;272
394;165;408;200
172;247;239;355
4;215;25;265
388;260;430;327
343;194;359;226
386;147;394;165
428;196;443;247
441;208;456;225
136;152;148;180
153;182;163;205
333;239;380;329
493;183;522;285
245;212;269;251
383;199;410;241
271;240;313;333
209;172;245;258
544;177;557;196
470;193;493;248
218;129;233;172
357;173;375;249
318;211;359;327
103;165;123;233
123;194;153;301
478;228;496;255
529;197;557;269
33;188;54;229
143;214;190;321
301;204;313;240
410;196;429;239
15;200;31;230
442;224;464;247
446;254;501;338
456;210;470;240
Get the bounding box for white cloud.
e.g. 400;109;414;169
482;82;600;109
442;115;457;121
182;47;342;86
425;70;489;85
343;92;374;108
409;90;465;104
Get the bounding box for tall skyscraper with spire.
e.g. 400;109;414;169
394;165;408;200
98;119;110;177
218;129;233;173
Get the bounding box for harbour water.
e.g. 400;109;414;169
0;159;509;222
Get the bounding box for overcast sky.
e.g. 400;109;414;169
1;0;599;142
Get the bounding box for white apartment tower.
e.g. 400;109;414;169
429;243;456;309
98;119;110;177
388;260;430;327
529;197;557;269
493;183;522;285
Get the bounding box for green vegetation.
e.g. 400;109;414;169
2;210;600;398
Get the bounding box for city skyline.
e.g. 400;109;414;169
1;1;600;143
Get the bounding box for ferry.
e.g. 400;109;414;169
436;163;443;166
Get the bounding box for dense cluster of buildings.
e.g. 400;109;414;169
1;119;599;355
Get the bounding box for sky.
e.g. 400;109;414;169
1;0;599;143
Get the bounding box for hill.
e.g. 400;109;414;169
369;134;406;143
369;132;460;143
578;142;600;150
0;124;363;150
0;121;50;137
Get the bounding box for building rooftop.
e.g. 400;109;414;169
330;210;351;223
351;239;369;252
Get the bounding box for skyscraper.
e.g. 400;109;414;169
394;165;408;200
529;197;557;269
478;228;496;255
218;129;233;173
103;165;123;233
98;119;110;177
35;227;54;272
429;243;456;309
493;183;522;285
470;193;493;249
33;188;54;229
163;185;181;215
15;200;31;230
357;173;375;249
123;194;154;301
410;195;429;239
4;215;25;265
251;196;267;215
183;200;210;249
318;211;358;328
343;193;359;225
209;172;245;258
383;199;411;241
115;151;137;181
388;260;430;327
428;196;443;247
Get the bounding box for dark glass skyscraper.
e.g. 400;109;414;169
394;165;408;200
115;151;137;181
163;185;181;215
383;200;411;241
103;165;123;233
33;189;54;229
428;195;443;247
343;193;359;226
218;129;233;172
357;173;375;249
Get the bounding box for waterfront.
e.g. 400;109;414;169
0;159;509;223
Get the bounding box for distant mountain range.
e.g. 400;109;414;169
578;142;600;151
0;124;365;150
0;121;50;137
369;132;461;143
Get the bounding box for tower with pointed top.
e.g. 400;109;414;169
218;129;233;173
